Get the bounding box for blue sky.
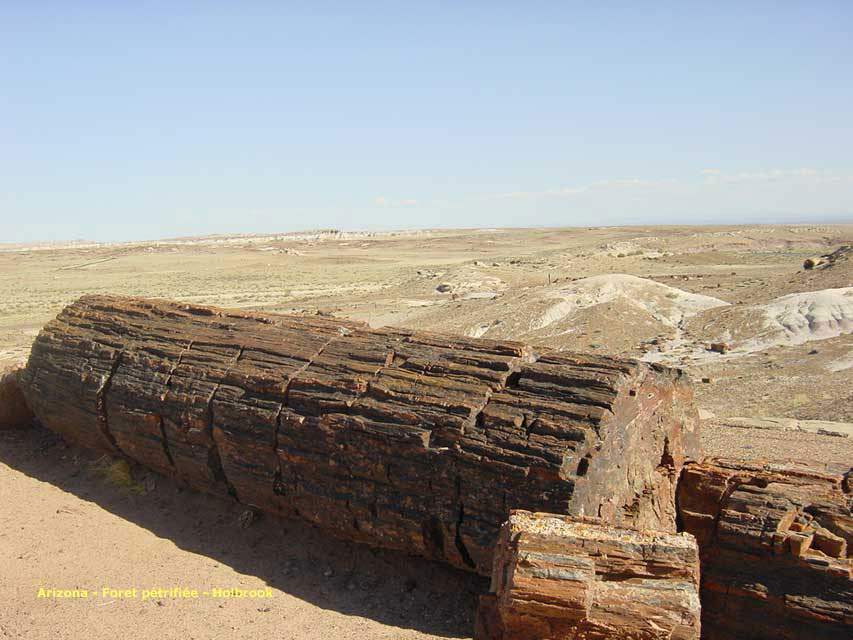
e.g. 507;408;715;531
2;2;852;242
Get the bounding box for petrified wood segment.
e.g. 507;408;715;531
475;511;701;640
678;459;853;640
21;295;701;573
0;362;34;430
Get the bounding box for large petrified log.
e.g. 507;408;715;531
475;511;701;640
678;459;853;639
20;295;701;574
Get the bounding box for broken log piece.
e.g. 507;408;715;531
0;362;34;429
21;295;701;573
678;459;853;640
475;511;701;640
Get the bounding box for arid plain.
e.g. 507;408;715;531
1;224;851;639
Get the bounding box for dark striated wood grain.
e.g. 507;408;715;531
678;459;853;640
21;295;701;574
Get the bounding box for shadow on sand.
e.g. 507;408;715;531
0;424;486;638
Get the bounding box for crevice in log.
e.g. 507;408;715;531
95;350;124;455
455;503;476;569
454;475;476;568
460;354;534;439
207;345;244;500
164;339;193;388
704;474;769;547
349;347;398;411
206;443;231;493
157;340;191;469
464;389;493;435
157;414;175;467
272;334;341;501
281;335;339;407
706;477;743;547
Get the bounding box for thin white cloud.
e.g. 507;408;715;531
375;196;418;207
700;167;833;185
487;178;679;200
478;168;853;202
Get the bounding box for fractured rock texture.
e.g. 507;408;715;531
475;511;701;640
678;459;853;639
21;295;700;573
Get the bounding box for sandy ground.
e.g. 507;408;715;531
0;427;484;640
1;224;851;639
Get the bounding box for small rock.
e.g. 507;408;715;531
788;532;814;557
708;342;729;354
813;527;847;558
435;283;453;293
323;568;334;577
237;508;260;529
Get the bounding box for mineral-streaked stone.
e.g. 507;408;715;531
20;295;701;574
475;511;701;640
678;459;853;640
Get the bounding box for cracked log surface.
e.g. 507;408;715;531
475;511;701;640
678;459;853;639
20;295;701;574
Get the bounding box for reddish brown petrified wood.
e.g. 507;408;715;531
475;511;701;640
678;459;853;639
20;295;701;573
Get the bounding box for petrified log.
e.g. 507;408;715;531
475;511;701;640
678;459;853;639
0;362;34;430
20;295;701;574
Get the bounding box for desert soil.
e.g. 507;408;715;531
1;224;851;638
